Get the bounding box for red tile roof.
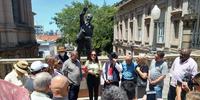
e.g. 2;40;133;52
36;35;60;42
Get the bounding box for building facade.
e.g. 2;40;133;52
35;25;44;35
0;0;38;58
113;0;200;55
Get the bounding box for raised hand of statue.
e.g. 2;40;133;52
83;6;88;12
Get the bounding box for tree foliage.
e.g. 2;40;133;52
54;0;117;54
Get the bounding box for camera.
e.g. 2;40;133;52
182;73;193;90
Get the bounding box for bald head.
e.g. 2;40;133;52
125;54;132;64
180;48;191;63
180;48;191;56
71;51;78;61
50;75;69;97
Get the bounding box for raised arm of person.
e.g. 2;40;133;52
136;65;148;79
102;63;107;81
113;58;122;72
80;6;88;27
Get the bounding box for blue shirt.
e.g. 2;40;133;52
122;62;137;80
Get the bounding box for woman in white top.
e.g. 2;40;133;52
84;50;101;100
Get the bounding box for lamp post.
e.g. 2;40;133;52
151;4;161;51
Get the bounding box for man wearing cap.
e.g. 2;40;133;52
4;60;29;87
24;61;49;93
102;52;122;87
55;46;69;64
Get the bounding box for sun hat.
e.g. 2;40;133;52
13;60;29;74
30;61;49;72
57;46;66;52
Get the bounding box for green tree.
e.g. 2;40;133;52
92;5;117;53
54;0;117;54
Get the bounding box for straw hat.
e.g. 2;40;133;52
13;60;29;74
57;46;66;52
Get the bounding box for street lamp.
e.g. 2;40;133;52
151;4;161;51
151;5;161;20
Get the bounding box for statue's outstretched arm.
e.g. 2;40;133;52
80;6;88;26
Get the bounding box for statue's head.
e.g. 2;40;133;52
86;13;93;23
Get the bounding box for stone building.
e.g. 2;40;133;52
113;0;200;55
0;0;38;58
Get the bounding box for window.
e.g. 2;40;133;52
173;0;182;10
155;22;165;43
174;20;179;38
137;15;142;41
125;18;128;40
120;24;123;40
130;22;133;41
146;24;150;37
130;13;133;20
117;24;119;39
188;0;197;13
146;5;151;16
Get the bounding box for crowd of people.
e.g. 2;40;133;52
2;47;200;100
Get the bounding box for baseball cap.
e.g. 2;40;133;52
30;61;49;72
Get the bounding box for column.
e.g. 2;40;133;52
128;14;131;42
133;15;137;42
164;0;172;48
149;17;154;46
122;17;126;41
114;22;118;41
20;0;25;23
141;7;145;45
4;0;14;24
0;0;5;24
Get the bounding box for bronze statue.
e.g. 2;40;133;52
76;6;93;58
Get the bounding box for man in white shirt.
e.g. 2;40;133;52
168;48;198;100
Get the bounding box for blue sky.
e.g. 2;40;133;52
32;0;120;32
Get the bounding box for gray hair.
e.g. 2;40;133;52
33;72;52;91
101;85;128;100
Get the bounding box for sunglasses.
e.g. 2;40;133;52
91;54;96;56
